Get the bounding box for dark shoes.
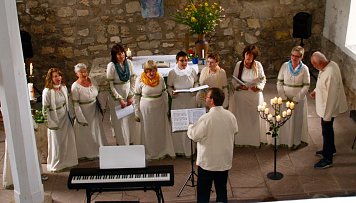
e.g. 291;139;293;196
315;150;336;157
41;174;49;181
314;159;333;169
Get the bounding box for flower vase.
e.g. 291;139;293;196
195;34;209;60
192;57;199;64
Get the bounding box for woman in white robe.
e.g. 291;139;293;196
167;51;198;157
107;44;137;145
197;53;229;108
71;63;108;159
277;46;310;148
42;68;78;172
229;45;267;147
133;60;175;160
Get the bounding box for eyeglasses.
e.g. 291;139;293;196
144;69;157;73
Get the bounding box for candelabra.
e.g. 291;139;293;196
258;97;295;180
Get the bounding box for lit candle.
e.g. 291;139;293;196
126;48;132;57
28;83;35;100
264;108;269;115
276;115;281;122
202;49;205;59
257;105;262;111
30;63;33;76
287;109;292;116
262;102;267;107
270;98;274;105
277;97;282;104
260;105;265;112
273;96;277;103
267;114;273;120
282;111;287;117
290;102;295;110
286;101;290;108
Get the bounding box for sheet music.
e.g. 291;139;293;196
171;108;206;132
232;75;246;86
173;85;209;93
99;145;146;169
115;104;134;119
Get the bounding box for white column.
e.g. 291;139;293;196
0;0;44;202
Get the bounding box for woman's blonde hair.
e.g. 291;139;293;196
143;60;157;72
45;68;65;88
291;46;305;58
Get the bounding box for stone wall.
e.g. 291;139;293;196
16;0;325;89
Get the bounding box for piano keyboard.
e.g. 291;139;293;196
71;172;171;184
67;165;174;203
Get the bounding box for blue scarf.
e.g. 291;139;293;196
288;60;303;77
114;60;130;82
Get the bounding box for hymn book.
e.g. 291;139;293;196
170;108;206;132
173;85;209;93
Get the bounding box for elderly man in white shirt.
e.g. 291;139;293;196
310;51;348;169
187;87;238;203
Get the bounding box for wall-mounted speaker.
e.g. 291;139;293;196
20;30;33;59
293;12;312;39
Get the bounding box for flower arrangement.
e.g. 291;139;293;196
173;0;224;34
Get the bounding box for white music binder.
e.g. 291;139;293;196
99;145;146;169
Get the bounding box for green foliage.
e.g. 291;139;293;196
34;110;45;123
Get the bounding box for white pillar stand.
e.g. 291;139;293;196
0;0;44;202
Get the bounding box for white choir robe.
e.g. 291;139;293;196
167;66;198;157
42;86;78;172
277;62;310;147
133;75;175;160
229;61;267;147
71;80;108;159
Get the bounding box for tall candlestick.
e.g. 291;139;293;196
30;63;33;76
126;48;132;57
202;49;204;59
28;83;35;100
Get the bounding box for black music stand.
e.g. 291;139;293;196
177;138;198;197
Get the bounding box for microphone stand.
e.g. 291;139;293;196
177;138;198;197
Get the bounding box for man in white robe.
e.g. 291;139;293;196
188;88;238;202
310;51;348;169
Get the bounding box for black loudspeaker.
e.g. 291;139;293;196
293;12;312;39
20;30;33;59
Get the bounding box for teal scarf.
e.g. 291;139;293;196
288;60;303;77
114;60;130;82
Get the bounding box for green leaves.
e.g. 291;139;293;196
34;110;45;123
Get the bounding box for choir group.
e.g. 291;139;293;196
41;43;310;173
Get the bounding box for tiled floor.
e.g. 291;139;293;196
1;79;356;203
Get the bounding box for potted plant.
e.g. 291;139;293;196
173;0;224;59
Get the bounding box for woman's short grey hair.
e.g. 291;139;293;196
74;63;87;73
